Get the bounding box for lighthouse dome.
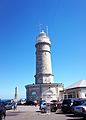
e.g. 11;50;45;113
36;31;51;45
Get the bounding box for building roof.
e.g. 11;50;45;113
65;80;86;90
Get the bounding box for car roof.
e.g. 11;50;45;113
63;98;86;100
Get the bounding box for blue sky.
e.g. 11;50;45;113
0;0;86;99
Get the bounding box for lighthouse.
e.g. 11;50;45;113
35;30;54;84
25;29;64;103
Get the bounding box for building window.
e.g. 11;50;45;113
85;93;86;97
68;94;72;98
64;95;67;99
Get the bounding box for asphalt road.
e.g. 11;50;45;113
5;105;84;120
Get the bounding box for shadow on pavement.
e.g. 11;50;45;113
6;111;25;116
6;113;19;116
65;114;84;120
56;110;85;120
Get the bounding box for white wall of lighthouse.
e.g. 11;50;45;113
35;31;54;84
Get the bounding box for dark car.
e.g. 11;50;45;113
61;98;86;113
0;103;6;120
50;100;58;112
71;99;86;113
5;102;14;110
17;99;26;105
61;98;74;113
1;99;14;110
73;102;86;118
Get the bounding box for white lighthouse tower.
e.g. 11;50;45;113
25;28;64;103
35;30;54;84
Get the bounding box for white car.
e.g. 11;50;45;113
40;102;47;113
73;102;86;118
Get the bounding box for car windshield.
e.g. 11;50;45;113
82;102;86;106
63;99;71;104
73;101;83;106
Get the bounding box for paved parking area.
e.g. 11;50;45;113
5;105;84;120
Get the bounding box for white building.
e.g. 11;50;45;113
63;80;86;99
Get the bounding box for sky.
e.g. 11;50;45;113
0;0;86;99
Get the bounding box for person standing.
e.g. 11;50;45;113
13;102;17;110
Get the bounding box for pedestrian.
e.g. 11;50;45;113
46;103;50;114
13;102;17;110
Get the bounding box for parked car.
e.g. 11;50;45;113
39;99;46;109
5;102;14;110
72;99;86;113
1;99;14;110
40;102;47;113
17;99;26;105
73;102;86;118
0;103;6;120
50;100;57;112
25;100;35;105
61;98;75;113
61;98;86;113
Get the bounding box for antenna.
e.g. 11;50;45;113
39;24;43;32
39;24;48;34
46;26;48;35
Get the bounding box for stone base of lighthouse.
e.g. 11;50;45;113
25;83;64;103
